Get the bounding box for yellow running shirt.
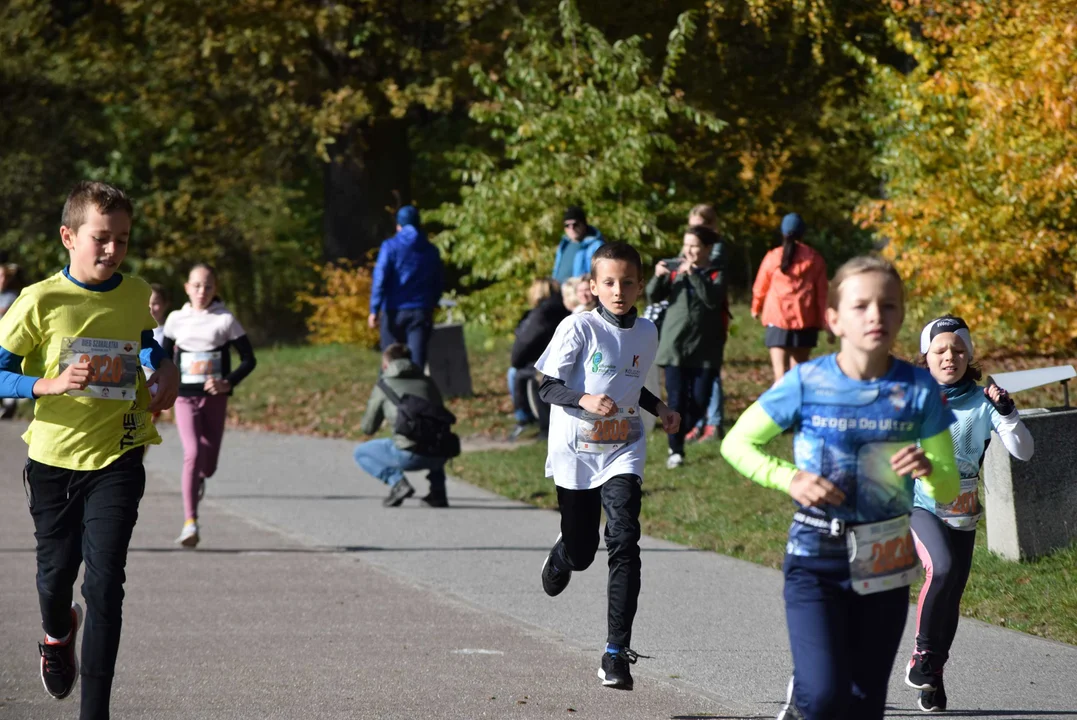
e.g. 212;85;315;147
0;270;162;470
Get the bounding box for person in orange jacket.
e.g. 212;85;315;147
751;213;829;384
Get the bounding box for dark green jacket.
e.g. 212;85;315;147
360;358;445;450
647;256;728;369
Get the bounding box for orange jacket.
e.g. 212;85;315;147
751;243;828;331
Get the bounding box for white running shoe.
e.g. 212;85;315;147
666;452;684;469
176;522;200;548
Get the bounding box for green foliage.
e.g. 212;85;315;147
430;1;725;329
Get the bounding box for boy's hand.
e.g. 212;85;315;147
658;404;680;434
147;360;180;413
368;313;379;329
34;362;93;396
890;444;932;479
204;377;232;396
580;393;618;417
790;470;846;507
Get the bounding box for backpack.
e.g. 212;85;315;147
377;379;461;458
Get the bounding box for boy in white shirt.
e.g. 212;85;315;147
535;241;680;690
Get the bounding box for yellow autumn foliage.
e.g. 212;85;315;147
857;0;1077;353
297;262;380;347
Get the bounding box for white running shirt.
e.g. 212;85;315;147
535;309;658;490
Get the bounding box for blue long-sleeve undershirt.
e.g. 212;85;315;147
0;331;166;399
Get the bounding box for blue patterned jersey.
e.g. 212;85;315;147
759;354;955;557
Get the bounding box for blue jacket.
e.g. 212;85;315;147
370;225;444;314
552;228;605;283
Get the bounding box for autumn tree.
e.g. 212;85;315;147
857;0;1077;353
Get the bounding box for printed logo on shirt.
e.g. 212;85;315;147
809;415;915;433
624;354;642;378
588;350;618;375
888;385;907;412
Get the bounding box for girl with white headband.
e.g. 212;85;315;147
905;315;1034;712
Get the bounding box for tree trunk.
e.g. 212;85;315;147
322;118;412;263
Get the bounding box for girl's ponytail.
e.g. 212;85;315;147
778;213;807;275
780;235;797;275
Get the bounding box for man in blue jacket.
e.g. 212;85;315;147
552;206;605;283
368;205;444;370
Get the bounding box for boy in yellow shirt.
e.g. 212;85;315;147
0;181;180;718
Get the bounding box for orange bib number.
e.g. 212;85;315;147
59;337;140;400
937;476;981;529
846;515;918;595
180;351;223;384
576;409;643;454
78;354;125;384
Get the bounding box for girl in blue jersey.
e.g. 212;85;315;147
721;256;960;720
905;315;1033;712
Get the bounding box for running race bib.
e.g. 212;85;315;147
846;514;918;595
575;407;643;454
180;351;223;384
936;476;981;529
58;337;140;400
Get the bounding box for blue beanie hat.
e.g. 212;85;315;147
780;213;806;237
396;205;420;228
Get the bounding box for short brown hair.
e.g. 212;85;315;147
383;343;412;363
61;181;134;231
688;204;718;228
149;283;169;302
827;255;904;310
590;241;642;278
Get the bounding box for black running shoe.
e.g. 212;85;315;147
905;652;940;690
39;603;82;700
421;491;449;508
598;648;642;689
918;674;947;712
541;534;571;597
383;478;415;507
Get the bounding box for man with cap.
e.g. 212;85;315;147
553;206;605;284
368;205;445;370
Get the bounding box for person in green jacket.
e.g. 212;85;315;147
354;343;451;508
646;225;728;469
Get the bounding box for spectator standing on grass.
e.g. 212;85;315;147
508;278;570;439
751;212;829;384
647;225;727;470
552;206;605;284
368;205;444;371
354;343;459;508
684;204;730;443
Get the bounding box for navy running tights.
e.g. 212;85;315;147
783;554;909;720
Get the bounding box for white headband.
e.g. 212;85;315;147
920;318;974;361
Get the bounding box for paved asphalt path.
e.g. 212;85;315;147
2;422;1075;719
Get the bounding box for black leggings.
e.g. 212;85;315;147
553;475;643;647
911;508;976;665
26;449;147;720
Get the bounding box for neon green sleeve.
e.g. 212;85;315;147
720;402;798;494
919;429;960;505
